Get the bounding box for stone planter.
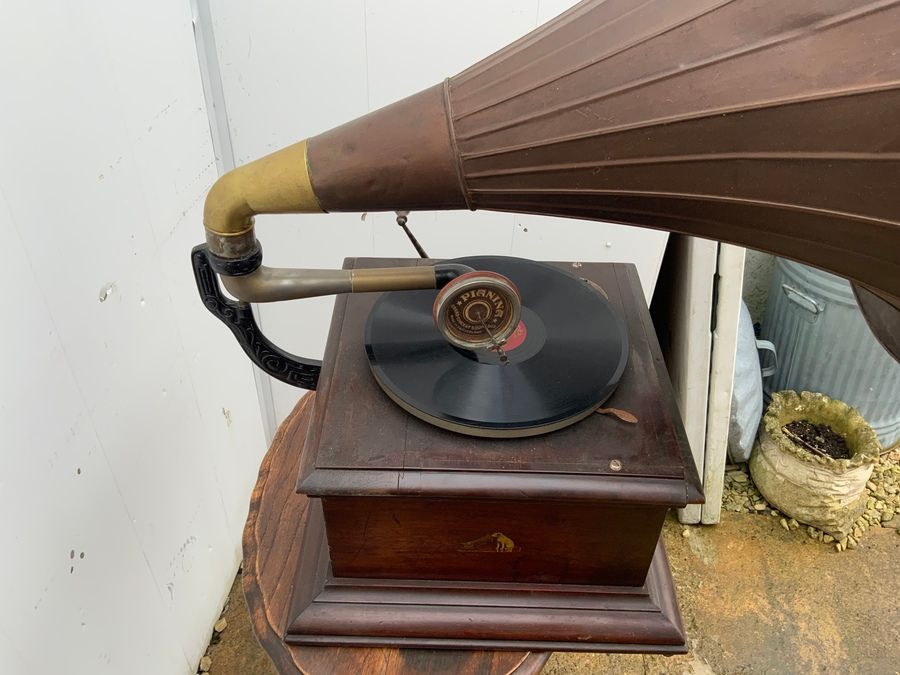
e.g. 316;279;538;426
749;391;880;537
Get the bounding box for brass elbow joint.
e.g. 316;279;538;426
203;139;324;263
203;171;258;260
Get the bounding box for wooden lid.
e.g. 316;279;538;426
298;258;703;508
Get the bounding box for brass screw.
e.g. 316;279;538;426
609;459;622;471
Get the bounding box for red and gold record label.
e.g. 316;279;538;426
502;320;528;352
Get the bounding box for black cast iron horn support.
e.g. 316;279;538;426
192;244;324;389
191;244;476;389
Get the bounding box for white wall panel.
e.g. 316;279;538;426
0;199;187;674
207;0;669;422
0;1;266;673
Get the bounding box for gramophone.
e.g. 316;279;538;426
191;0;900;652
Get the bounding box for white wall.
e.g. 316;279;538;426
205;0;671;422
0;4;674;672
0;2;267;674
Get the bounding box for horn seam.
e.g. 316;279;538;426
452;0;606;85
477;203;898;276
456;81;900;161
464;152;900;179
453;0;735;119
452;0;900;140
442;78;473;211
471;189;900;229
452;0;662;105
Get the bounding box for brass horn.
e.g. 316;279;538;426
194;0;900;376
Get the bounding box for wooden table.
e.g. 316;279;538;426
242;393;549;674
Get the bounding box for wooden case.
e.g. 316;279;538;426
284;258;703;652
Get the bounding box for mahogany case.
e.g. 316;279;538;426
284;258;703;651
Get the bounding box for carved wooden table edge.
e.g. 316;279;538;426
241;393;549;674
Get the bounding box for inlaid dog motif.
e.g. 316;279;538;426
459;532;517;553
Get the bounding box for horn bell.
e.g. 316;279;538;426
443;0;900;356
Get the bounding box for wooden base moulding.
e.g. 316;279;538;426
284;499;687;653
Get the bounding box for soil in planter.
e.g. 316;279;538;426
782;420;851;460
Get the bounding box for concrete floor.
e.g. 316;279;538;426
204;512;900;674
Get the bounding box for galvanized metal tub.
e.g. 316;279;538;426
762;259;900;448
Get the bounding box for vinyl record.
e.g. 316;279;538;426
365;256;628;437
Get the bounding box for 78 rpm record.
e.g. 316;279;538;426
365;256;629;437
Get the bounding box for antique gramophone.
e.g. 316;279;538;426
192;0;900;653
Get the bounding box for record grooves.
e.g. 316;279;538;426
365;256;629;437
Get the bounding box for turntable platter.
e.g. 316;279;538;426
365;256;628;437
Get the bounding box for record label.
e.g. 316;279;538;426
433;270;520;350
